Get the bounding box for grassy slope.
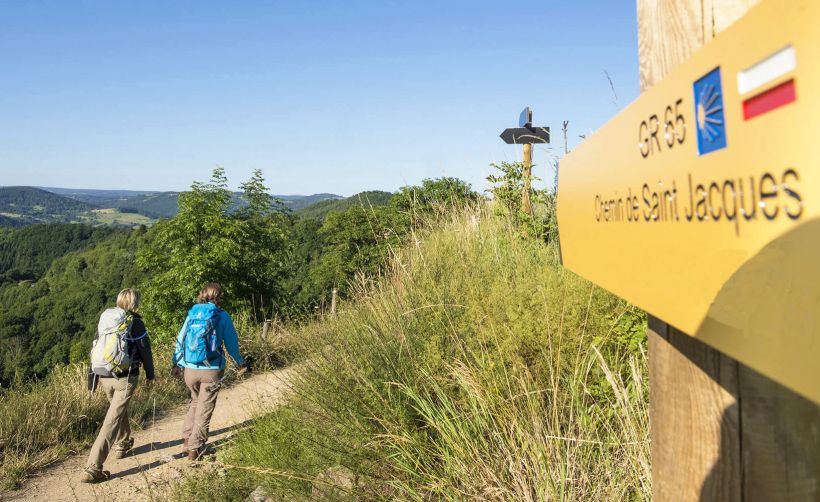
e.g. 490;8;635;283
175;207;650;501
88;208;157;226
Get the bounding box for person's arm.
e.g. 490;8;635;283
171;318;188;367
132;318;155;380
219;311;245;367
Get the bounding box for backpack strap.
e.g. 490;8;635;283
181;316;192;364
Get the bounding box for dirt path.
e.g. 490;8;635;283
4;367;297;502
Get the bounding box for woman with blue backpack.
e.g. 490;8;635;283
171;283;246;460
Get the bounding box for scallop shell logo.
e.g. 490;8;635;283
693;67;728;155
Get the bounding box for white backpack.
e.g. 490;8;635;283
90;307;134;377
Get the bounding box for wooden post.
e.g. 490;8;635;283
330;288;338;316
262;319;271;340
522;143;533;214
638;1;820;501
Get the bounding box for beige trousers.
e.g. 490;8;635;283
182;369;223;450
87;374;138;469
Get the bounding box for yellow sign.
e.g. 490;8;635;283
557;0;820;402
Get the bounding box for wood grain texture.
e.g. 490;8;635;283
522;143;533;214
637;0;705;91
703;0;762;36
649;321;741;502
738;365;820;501
640;1;820;501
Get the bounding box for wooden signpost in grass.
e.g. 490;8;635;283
557;1;820;500
500;107;550;214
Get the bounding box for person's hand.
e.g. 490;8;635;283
171;366;182;379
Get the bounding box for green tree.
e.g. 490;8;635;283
137;168;293;337
303;204;408;304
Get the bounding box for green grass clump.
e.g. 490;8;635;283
174;205;650;501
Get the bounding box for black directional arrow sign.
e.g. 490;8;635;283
499;126;550;144
498;107;550;215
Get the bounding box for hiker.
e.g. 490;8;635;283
83;288;155;483
171;283;246;460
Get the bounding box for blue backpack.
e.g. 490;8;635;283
183;303;222;365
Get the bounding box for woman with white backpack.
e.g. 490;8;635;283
171;283;246;461
82;288;155;483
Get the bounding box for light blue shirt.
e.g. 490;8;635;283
172;305;245;370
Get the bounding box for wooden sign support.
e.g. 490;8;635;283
637;1;820;500
522;143;533;214
500;107;549;215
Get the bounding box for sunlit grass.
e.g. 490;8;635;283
173;204;650;501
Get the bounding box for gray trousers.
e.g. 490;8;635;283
87;374;138;469
182;369;223;450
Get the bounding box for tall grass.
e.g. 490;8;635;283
0;359;187;490
174;205;650;501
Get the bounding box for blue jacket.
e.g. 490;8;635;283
172;303;245;370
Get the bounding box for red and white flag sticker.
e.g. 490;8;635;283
737;45;797;120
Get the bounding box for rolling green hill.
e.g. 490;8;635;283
0;187;96;226
42;187;342;219
279;193;342;211
114;192;181;218
296;190;394;220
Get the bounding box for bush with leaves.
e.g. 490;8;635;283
392;177;480;226
486;161;558;243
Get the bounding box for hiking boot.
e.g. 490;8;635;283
187;444;212;461
113;437;134;459
80;467;110;483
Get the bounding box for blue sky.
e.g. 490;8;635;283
0;1;639;196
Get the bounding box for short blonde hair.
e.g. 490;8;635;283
116;288;140;312
196;283;223;304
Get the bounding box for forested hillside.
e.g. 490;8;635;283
0;187;95;226
42;187;342;220
0;227;144;385
0;224;118;285
295;190;393;220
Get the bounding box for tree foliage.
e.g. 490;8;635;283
304;204;408;304
137;168;293;337
392;177;479;226
0;228;145;385
486;161;558;243
0;224;117;285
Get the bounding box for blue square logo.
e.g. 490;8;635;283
693;67;727;155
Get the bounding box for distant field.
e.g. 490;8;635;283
87;208;156;226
